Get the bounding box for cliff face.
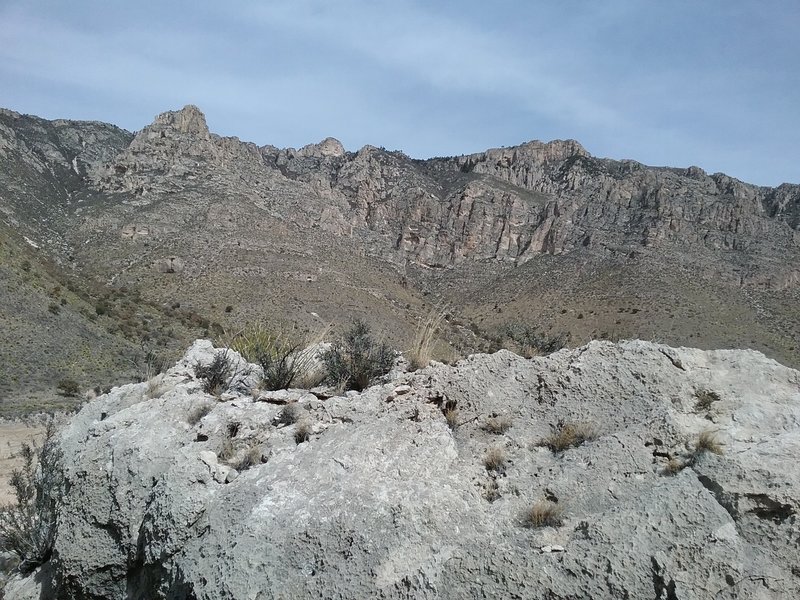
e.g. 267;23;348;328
4;104;796;277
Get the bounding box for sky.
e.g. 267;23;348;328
0;0;798;186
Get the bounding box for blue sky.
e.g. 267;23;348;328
1;0;797;186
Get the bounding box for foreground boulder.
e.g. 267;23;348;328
8;340;800;599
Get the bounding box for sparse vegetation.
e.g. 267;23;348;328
195;351;234;396
484;415;512;434
525;500;564;528
540;421;596;453
484;446;507;472
56;378;80;397
408;306;447;370
0;421;63;574
694;389;721;412
187;402;214;425
444;407;460;430
194;349;250;396
322;320;394;391
230;323;318;391
232;443;264;471
145;374;169;399
500;323;570;357
662;457;686;476
694;430;723;456
278;402;305;425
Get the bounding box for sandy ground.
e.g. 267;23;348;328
0;422;44;505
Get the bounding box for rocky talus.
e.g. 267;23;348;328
5;340;800;599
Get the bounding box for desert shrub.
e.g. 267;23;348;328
194;350;234;396
694;430;723;456
484;446;507;472
230;323;316;391
444;407;459;430
694;389;720;412
0;422;63;574
322;320;394;391
277;402;305;426
662;457;686;476
187;403;213;425
484;415;512;434
500;323;569;356
525;500;564;528
408;306;447;370
540;421;596;453
232;443;263;471
47;303;60;315
56;378;80;397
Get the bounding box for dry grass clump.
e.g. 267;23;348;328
695;430;723;456
444;408;460;430
233;443;264;471
295;420;312;444
484;415;512;435
408;306;447;370
218;436;236;463
694;389;721;412
145;374;169;399
483;446;507;472
278;402;306;426
662;457;686;476
541;422;596;453
525;500;564;528
187;402;214;425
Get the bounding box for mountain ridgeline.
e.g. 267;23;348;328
1;105;799;407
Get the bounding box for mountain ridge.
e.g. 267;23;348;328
1;104;799;408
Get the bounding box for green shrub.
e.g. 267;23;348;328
322;320;394;391
56;378;80;397
194;351;234;396
0;421;64;574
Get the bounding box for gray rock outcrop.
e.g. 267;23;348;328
7;339;799;599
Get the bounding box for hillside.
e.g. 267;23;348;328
1;105;799;410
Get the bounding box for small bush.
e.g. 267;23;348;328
662;457;686;476
484;446;507;473
444;408;460;430
525;501;564;528
47;303;60;315
145;374;169;399
278;403;305;426
484;416;512;434
695;430;723;456
694;389;720;412
322;320;394;391
408;307;447;370
540;421;596;453
56;378;80;397
232;444;264;471
500;323;569;357
194;349;251;396
0;422;63;574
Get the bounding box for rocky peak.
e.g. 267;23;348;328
297;137;346;159
148;104;210;136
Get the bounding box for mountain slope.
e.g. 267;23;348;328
0;105;799;409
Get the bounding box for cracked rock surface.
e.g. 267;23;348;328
7;339;800;599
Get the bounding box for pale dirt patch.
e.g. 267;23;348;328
0;422;44;505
